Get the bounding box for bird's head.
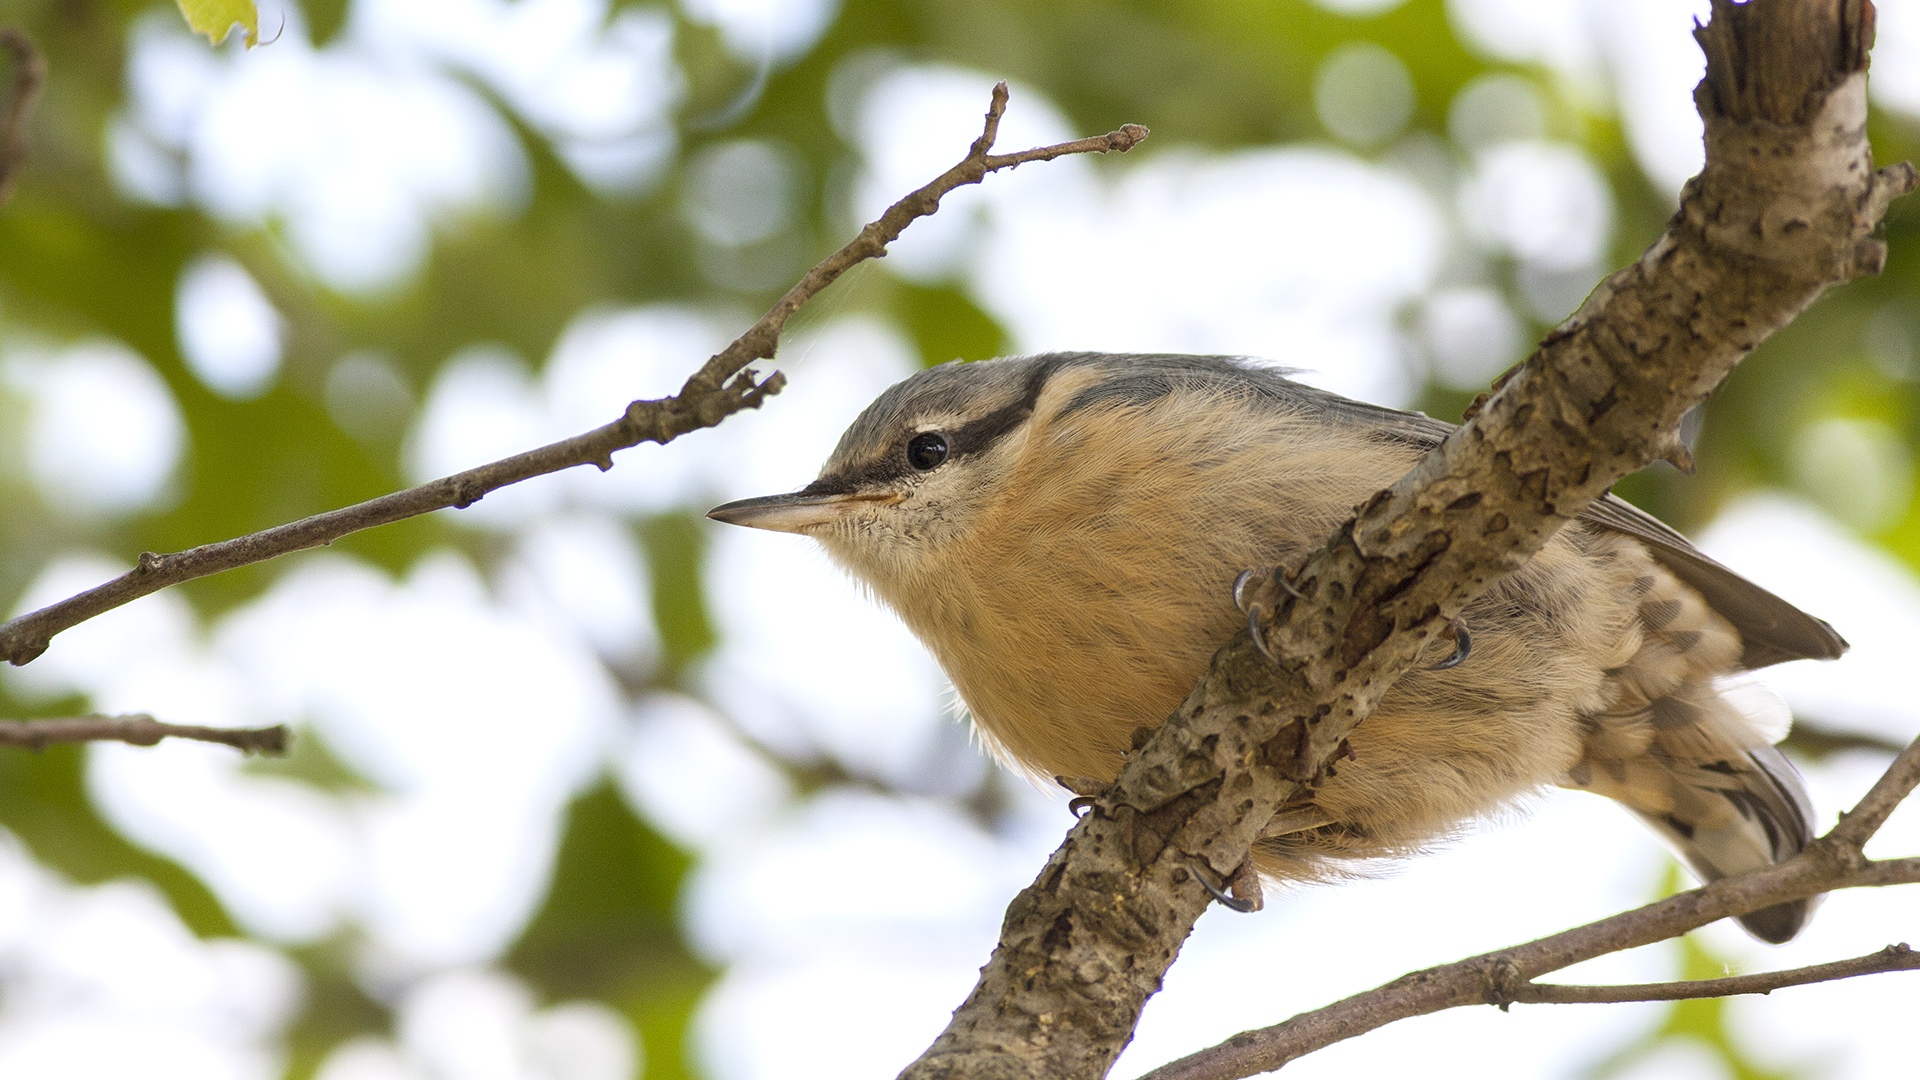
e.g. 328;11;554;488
706;354;1065;584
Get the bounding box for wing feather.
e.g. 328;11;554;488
1272;378;1847;668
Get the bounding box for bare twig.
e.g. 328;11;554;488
1510;943;1918;1005
1137;749;1920;1080
1137;864;1920;1080
676;81;1145;400
0;86;1146;669
1858;856;1920;886
1828;733;1920;848
899;3;1914;1079
0;715;289;754
0;26;46;206
1782;720;1911;759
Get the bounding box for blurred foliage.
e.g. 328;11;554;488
0;0;1915;1078
509;780;705;1080
639;512;719;679
173;0;257;46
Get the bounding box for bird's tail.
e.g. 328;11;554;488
1565;565;1819;943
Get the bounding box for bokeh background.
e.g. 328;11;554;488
0;0;1917;1077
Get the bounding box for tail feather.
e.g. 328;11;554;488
1622;743;1818;944
1565;565;1820;944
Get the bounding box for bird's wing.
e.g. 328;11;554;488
1575;495;1846;667
1278;381;1848;669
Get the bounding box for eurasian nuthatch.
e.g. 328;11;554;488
708;352;1846;942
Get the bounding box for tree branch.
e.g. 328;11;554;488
1509;943;1918;1005
673;81;1144;403
898;3;1914;1078
1137;737;1920;1080
1828;728;1920;848
1855;855;1920;886
0;86;1147;669
1781;718;1911;759
0;26;46;207
0;714;290;754
1139;863;1920;1080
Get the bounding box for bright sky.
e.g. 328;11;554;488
4;0;1920;1078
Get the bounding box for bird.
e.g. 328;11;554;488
707;352;1846;943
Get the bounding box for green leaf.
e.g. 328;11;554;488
174;0;259;47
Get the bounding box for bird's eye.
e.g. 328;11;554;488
906;431;950;471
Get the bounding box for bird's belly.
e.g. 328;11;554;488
933;599;1232;784
923;528;1655;880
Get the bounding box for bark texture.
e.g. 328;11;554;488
897;3;1913;1078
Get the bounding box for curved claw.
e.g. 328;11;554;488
1428;617;1471;670
1247;603;1276;663
1271;565;1304;601
1233;568;1259;613
1067;796;1098;818
1190;857;1259;913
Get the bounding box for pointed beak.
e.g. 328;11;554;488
706;490;899;534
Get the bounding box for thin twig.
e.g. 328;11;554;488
677;82;1145;399
1781;720;1912;759
0;715;290;754
1857;856;1920;886
982;130;1148;171
1135;739;1920;1080
1827;733;1920;848
0;26;47;206
0;86;1147;669
1136;860;1920;1080
1510;943;1918;1004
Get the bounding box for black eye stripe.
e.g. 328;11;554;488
811;358;1058;491
946;359;1053;457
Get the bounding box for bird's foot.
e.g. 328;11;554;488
1191;854;1263;913
1427;616;1471;670
1234;565;1306;663
1056;774;1108;818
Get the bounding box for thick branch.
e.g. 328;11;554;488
0;715;289;754
0;26;46;207
899;4;1913;1079
1511;943;1917;1005
0;87;1146;669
